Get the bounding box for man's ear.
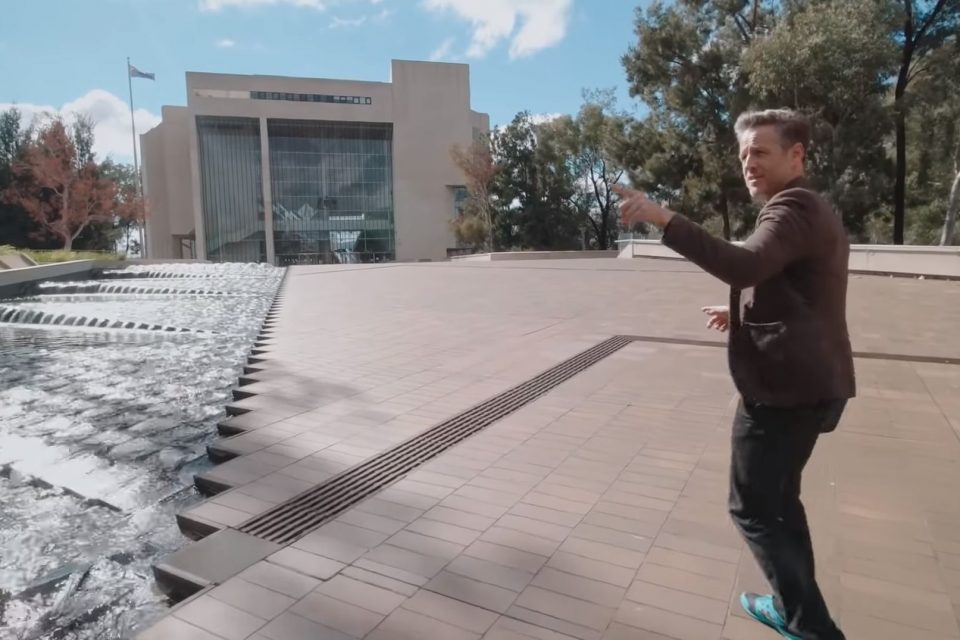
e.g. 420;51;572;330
792;142;806;165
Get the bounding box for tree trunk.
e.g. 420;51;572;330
893;103;908;244
598;206;609;250
941;169;960;245
719;190;731;241
893;4;914;245
63;235;73;251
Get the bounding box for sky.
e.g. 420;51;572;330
0;0;647;163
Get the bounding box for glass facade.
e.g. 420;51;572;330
196;116;266;263
268;120;395;265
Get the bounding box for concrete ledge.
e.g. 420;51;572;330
451;250;619;262
620;239;960;278
0;260;96;298
153;529;280;601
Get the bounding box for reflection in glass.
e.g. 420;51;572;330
267;120;394;265
196;117;265;263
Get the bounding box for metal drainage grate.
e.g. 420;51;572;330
239;335;633;544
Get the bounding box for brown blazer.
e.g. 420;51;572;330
661;177;856;407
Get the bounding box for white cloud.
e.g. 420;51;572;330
375;8;392;20
422;0;572;59
0;90;162;162
216;38;237;48
430;37;455;61
329;15;367;28
200;0;325;12
529;112;563;124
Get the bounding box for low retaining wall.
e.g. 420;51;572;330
451;250;619;262
619;240;960;279
0;260;96;298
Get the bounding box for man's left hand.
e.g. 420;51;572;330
612;184;675;229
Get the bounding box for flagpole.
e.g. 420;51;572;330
127;56;147;258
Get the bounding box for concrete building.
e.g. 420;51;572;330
141;60;489;264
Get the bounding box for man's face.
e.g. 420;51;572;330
738;125;803;201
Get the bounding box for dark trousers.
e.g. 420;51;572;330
729;398;847;640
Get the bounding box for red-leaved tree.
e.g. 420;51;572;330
3;117;126;251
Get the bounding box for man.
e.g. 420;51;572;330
614;108;855;640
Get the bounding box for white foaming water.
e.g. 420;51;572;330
0;263;283;640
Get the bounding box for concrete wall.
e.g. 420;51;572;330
452;250;620;262
0;261;95;298
620;239;960;278
142;106;196;259
391;61;474;262
141;61;487;264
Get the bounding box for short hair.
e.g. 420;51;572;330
734;108;810;154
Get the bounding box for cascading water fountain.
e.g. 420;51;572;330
0;262;283;640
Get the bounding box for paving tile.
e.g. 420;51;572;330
136;617;225;640
465;541;550;574
367;607;481;640
839;612;959;640
257;611;353;640
602;622;676;640
354;558;431;588
545;551;636;588
239;561;321;598
290;591;385;637
208;578;296;620
530;567;626;608
614;601;723;640
406;517;484;545
481;526;563;557
362;543;450;579
582;511;663;537
210;490;280;515
443;494;513;519
514;586;615;631
404;588;501;633
558;537;646;569
267;546;345;580
340;566;421;597
571;523;652;552
497;515;573;542
645;547;739;581
173;595;266;640
424;505;498;531
426;570;521;613
312;573;409;614
506;604;604;640
625;580;728;625
653;532;741;564
356;496;425;523
292;530;369;564
446;554;536;592
485;616;582;640
522;492;594;515
634;562;734;601
507;503;585;528
387;529;466;559
337;508;409;535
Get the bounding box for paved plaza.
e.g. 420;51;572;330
139;258;960;640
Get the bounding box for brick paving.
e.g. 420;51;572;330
138;258;960;640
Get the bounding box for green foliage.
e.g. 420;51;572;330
0;245;124;263
490;112;584;250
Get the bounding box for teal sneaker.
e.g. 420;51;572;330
739;592;801;640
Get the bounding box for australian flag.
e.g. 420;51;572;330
128;64;155;81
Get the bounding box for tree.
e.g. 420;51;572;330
3;117;127;250
544;89;630;250
100;159;145;254
742;0;898;238
621;0;768;240
890;0;960;244
450;135;497;251
491;112;584;250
